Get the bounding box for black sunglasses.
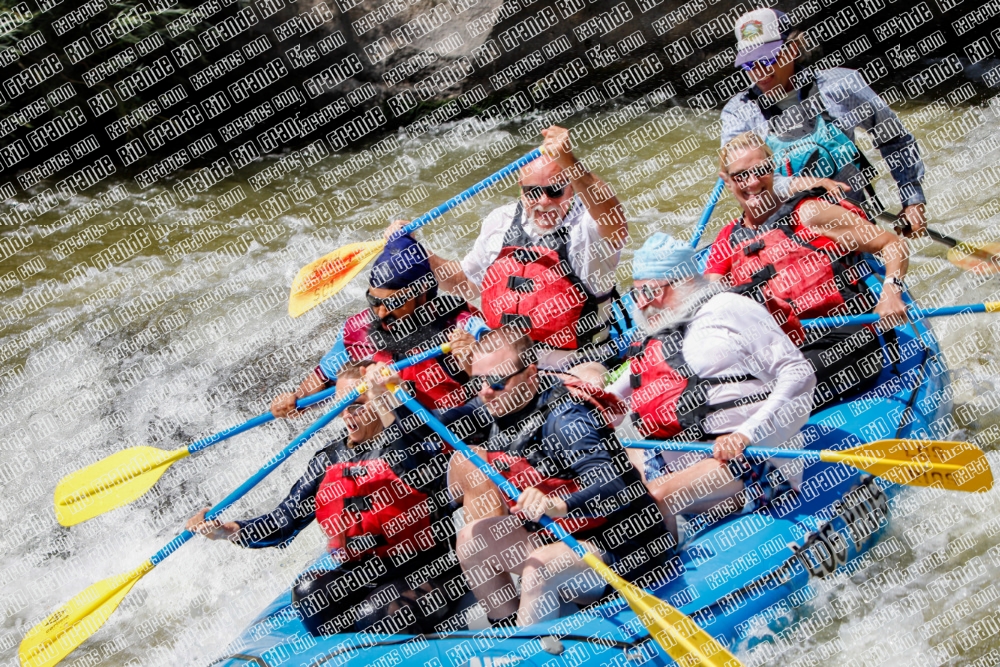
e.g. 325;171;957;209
366;289;411;312
521;183;568;200
471;366;526;391
632;283;664;304
740;56;778;72
730;161;775;185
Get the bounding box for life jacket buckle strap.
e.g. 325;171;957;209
500;313;533;331
744;239;766;256
750;264;777;285
344;496;373;513
507;275;535;293
342;466;369;479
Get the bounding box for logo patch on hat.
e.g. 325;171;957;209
740;20;764;42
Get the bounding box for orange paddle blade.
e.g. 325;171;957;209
947;242;1000;276
289;240;385;318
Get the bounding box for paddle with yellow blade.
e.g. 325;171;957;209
21;341;464;667
622;439;994;493
289;148;544;318
54;386;338;527
52;317;486;528
390;386;742;667
22;392;361;667
54;317;488;526
878;211;1000;275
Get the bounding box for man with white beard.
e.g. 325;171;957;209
608;233;816;542
385;126;627;372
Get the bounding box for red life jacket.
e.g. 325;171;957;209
485;374;628;535
343;295;478;410
628;310;770;440
480;203;615;350
720;193;873;324
314;440;452;564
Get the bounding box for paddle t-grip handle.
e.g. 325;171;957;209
390;387;588;559
391;149;543;241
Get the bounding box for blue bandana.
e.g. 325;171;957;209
632;233;698;281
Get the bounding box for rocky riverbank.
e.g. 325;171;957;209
0;0;996;207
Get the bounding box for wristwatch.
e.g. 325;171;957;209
885;277;905;291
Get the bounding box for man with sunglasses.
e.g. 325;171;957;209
706;132;910;408
384;125;628;371
607;233;815;543
269;233;480;418
187;361;465;636
721;8;927;236
446;328;670;627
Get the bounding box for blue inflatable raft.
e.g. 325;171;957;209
211;260;952;667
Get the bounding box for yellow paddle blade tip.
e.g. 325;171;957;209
19;561;153;667
53;447;188;526
825;440;994;493
580;554;742;667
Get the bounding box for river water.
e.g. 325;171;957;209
2;102;1000;667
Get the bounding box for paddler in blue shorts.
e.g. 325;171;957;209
446;328;671;628
187;360;465;636
269;234;480;417
608;234;816;542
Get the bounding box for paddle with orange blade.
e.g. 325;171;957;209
289;148;543;317
878;212;1000;275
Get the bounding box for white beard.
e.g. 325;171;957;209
524;201;568;235
638;278;725;335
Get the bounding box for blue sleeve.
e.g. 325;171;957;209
832;70;926;207
232;446;336;549
546;405;628;514
318;327;349;381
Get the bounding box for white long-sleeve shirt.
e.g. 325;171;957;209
610;292;816;479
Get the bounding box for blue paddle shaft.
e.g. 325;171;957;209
390;388;588;559
620;439;822;463
184;316;491;456
150;345;450;566
690;177;726;249
802;302;993;329
394;149;543;240
186;388;338;454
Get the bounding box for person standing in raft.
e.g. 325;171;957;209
186;361;463;636
722;7;928;234
270;233;480;417
447;328;671;628
609;234;816;542
384;125;628;373
706;132;910;408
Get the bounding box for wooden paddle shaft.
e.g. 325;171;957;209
876;212;962;248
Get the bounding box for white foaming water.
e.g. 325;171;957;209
1;108;999;666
